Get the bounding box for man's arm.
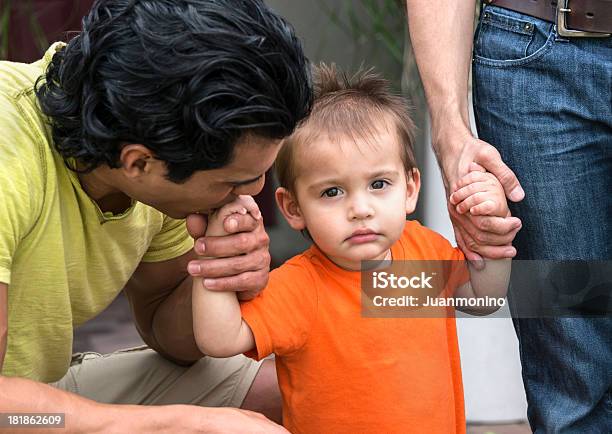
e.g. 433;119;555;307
0;283;285;433
124;250;202;364
405;0;523;261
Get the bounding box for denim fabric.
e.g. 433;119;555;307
472;5;612;433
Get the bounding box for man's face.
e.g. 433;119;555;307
129;135;282;219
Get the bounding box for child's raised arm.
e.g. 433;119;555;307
192;196;258;357
449;164;513;314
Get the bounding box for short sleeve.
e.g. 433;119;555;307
141;216;194;263
240;260;318;360
0;95;46;284
403;222;469;292
431;233;470;294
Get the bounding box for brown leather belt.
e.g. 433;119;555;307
486;0;612;36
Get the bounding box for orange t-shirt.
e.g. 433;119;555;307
240;220;467;434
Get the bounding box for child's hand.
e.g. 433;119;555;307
206;195;262;238
450;163;510;218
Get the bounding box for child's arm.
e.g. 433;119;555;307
192;196;258;357
449;164;513;314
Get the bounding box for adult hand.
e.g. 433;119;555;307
181;407;289;434
185;212;270;301
434;127;524;265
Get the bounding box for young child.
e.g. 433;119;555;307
192;65;514;434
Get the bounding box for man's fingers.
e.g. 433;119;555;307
474;142;525;202
469;162;486;172
454;229;485;269
186;213;208;239
470;244;517;259
189;250;270;278
467;214;522;236
195;227;268;257
202;270;269;292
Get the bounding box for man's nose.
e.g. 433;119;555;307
233;174;266;196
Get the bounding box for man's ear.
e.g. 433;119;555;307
405;168;421;215
119;144;156;179
275;187;306;231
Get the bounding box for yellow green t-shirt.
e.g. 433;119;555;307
0;44;194;382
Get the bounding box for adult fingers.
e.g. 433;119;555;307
189;249;270;279
201;269;269;293
474;141;525;202
193;225;269;257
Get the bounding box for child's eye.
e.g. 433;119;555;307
371;180;388;190
322;187;341;198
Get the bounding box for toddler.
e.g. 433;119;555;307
192;65;514;434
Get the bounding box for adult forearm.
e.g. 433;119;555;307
0;376;179;434
406;0;476;145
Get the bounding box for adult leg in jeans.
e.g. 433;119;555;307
472;5;612;433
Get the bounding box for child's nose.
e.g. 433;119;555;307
348;195;374;220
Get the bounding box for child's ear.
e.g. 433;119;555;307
405;168;421;215
275;187;306;230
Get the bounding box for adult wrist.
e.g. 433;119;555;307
430;122;474;176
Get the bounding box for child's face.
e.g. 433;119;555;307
281;125;420;271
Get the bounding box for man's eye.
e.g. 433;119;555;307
322;187;340;198
371;180;388;190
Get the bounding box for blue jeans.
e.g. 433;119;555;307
472;5;612;433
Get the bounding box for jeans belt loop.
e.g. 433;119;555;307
556;0;611;37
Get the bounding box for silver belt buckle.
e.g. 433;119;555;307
557;0;611;37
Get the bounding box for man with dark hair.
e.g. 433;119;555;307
0;0;311;431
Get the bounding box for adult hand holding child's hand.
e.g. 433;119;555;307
436;130;523;265
186;196;270;301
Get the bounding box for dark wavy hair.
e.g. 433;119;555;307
35;0;312;182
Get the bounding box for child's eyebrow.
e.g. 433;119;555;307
307;170;400;192
367;170;399;178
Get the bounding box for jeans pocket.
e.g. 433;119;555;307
474;6;555;67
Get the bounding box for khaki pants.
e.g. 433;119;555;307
51;346;261;408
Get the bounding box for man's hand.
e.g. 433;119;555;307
185;205;270;301
435;128;523;264
178;407;289;434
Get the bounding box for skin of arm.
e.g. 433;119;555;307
449;168;512;314
0;281;286;433
405;0;524;262
192;197;258;358
124;209;269;364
